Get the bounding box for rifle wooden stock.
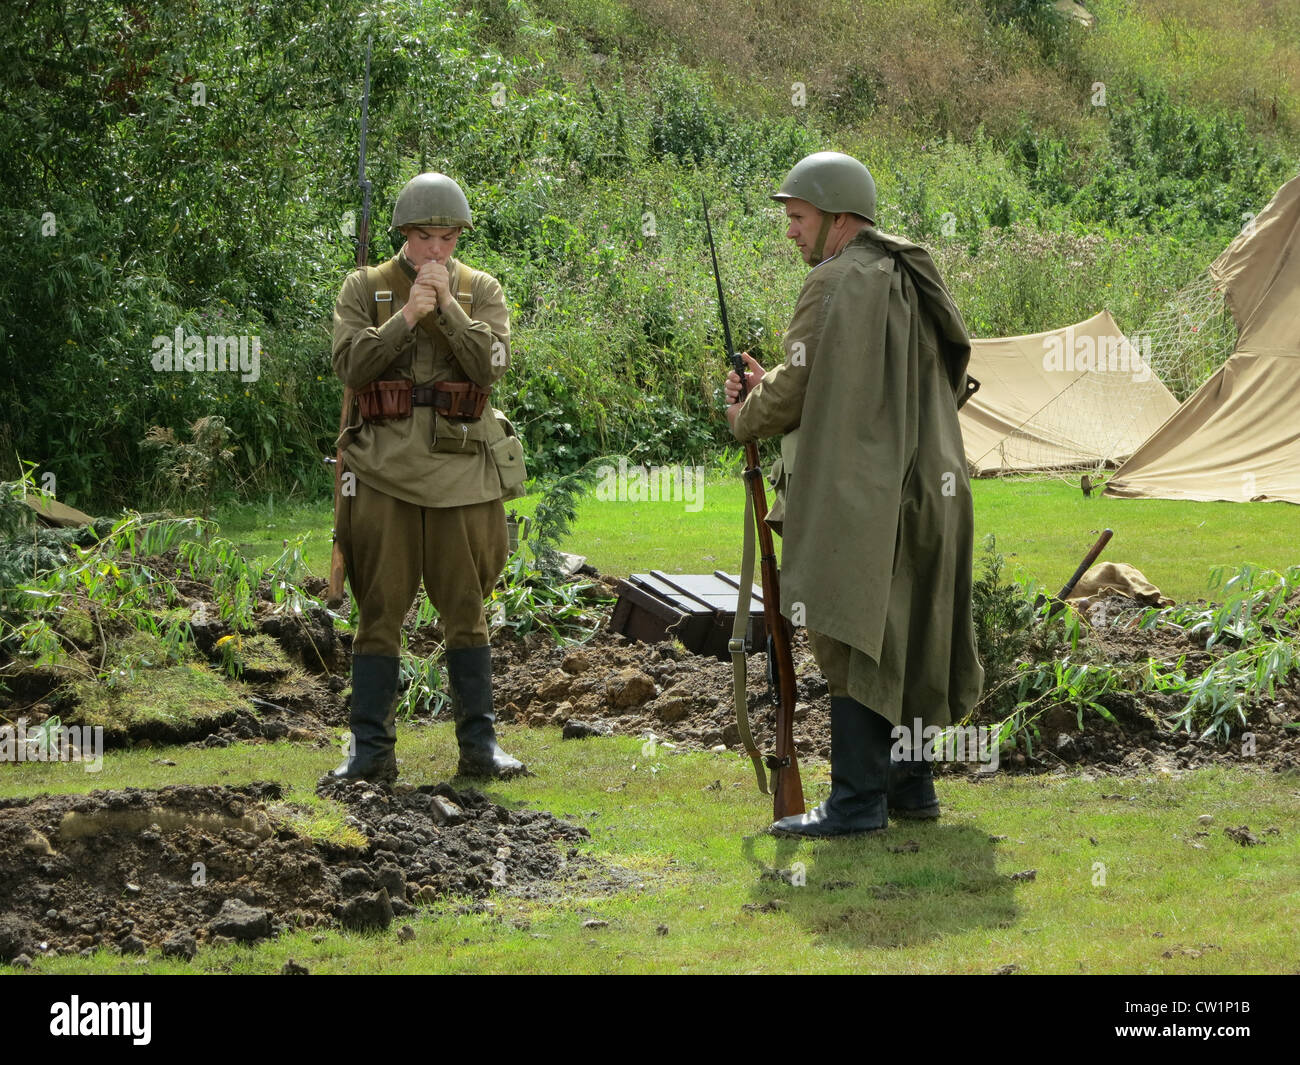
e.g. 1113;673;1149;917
701;190;805;822
326;36;373;611
326;385;353;609
743;443;805;821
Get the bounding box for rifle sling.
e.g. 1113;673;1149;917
730;483;770;795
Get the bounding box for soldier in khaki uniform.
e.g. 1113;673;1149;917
724;152;983;837
331;173;528;784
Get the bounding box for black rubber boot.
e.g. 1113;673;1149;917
888;750;940;820
332;653;399;785
447;645;526;778
770;696;890;838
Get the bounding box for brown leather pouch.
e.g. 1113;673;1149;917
433;381;490;419
357;380;412;422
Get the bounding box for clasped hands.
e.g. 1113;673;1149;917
401;261;452;329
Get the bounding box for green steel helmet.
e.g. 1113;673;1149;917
390;172;473;230
772;151;876;225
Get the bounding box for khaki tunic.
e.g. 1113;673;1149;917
332;252;513;508
733;229;984;729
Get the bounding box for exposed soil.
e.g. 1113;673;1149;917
1022;595;1300;775
3;552;1296;779
495;626;835;760
171;573;350;748
492;591;1300;778
2;553;1296;970
0;563;348;751
0;778;605;964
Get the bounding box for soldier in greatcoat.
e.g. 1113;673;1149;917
725;152;984;836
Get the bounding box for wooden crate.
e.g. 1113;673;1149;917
610;571;768;661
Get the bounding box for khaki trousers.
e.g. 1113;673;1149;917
339;479;508;656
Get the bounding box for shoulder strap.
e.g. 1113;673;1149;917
362;259;410;328
360;258;479;331
453;262;478;316
730;491;771;796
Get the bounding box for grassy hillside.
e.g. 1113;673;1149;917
3;0;1297;507
576;0;1300;140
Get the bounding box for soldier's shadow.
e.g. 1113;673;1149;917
739;823;1016;951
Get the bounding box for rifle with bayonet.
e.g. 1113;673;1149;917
327;34;373;609
702;194;805;823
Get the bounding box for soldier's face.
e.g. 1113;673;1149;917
783;199;824;265
402;225;462;267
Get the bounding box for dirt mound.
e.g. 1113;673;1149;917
6;540;1294;780
0;780;598;963
492;597;1300;777
494;628;835;760
1009;596;1300;775
0;551;349;752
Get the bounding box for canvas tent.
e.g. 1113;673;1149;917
1106;176;1300;504
960;310;1181;476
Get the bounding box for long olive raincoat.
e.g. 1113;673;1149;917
733;228;983;728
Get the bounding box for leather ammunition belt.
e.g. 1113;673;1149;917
358;380;490;422
416;383;490;419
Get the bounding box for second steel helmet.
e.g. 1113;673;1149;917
390;172;473;230
772;151;877;224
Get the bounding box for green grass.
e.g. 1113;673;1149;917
3;725;1297;973
216;476;1299;604
215;499;335;569
971;478;1300;602
70;659;247;739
